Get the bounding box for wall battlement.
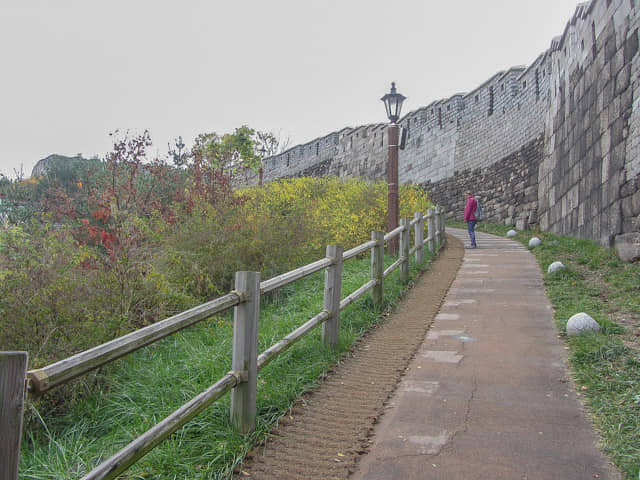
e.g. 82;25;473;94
257;0;640;259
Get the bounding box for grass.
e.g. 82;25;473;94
451;221;640;479
20;248;436;479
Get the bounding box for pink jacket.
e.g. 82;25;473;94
464;196;477;221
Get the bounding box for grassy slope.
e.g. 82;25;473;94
20;252;434;480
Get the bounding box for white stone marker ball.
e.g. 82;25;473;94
566;312;601;336
547;261;565;273
529;237;542;248
506;230;517;238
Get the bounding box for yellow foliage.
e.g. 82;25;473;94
237;177;431;251
399;183;432;219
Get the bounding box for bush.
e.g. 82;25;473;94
0;219;191;367
2;177;432;363
157;178;433;301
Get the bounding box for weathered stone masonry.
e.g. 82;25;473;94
257;0;640;259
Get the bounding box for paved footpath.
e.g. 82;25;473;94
352;228;620;480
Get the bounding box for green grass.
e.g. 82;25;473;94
451;221;640;479
20;249;436;479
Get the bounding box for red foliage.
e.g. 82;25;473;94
77;216;119;254
91;207;111;223
41;187;78;221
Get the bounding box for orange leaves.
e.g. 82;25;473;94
91;207;111;223
78;210;118;253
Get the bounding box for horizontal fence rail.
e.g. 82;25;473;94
343;240;377;261
383;256;406;278
383;224;404;242
27;293;243;394
339;279;378;311
81;373;239;480
260;256;333;294
3;208;446;480
258;310;330;370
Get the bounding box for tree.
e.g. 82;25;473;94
188;126;262;203
191;126;260;176
255;130;290;158
37;155;104;220
168;136;188;167
104;130;153;213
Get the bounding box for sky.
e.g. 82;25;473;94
0;0;584;178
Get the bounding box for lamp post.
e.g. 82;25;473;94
257;146;265;186
381;82;406;255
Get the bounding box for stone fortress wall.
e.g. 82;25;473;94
258;0;640;258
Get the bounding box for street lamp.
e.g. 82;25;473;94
381;82;406;255
257;146;266;186
381;81;406;123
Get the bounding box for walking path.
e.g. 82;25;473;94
235;232;464;479
352;228;619;479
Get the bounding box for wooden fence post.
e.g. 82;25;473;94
435;207;442;246
427;208;435;253
322;245;343;348
440;207;446;246
414;211;424;264
370;231;384;310
1;351;28;480
230;271;260;435
400;219;410;283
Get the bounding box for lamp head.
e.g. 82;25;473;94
381;82;406;123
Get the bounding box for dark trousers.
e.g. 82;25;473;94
467;220;477;247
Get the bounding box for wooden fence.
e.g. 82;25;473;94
0;207;446;480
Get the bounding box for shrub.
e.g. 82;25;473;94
0;219;190;367
157;178;433;302
3;177;432;361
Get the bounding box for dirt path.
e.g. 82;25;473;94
233;235;464;480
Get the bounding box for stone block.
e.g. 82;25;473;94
601;128;611;154
614;232;640;261
611;142;627;171
578;202;586;227
611;48;625;77
620;177;638;197
586;127;594;150
621;82;634;110
610;116;626;146
623;28;639;64
632;190;640;216
603;79;615;105
623;214;640;233
592;216;601;240
615;63;631;95
611;97;622;125
611;201;624;235
600;212;612;242
605;32;618;63
516;218;528;230
622;196;635;218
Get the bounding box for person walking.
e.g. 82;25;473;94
464;190;478;248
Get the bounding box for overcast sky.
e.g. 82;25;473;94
0;0;583;178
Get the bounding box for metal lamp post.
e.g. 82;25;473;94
381;82;406;255
257;146;265;186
